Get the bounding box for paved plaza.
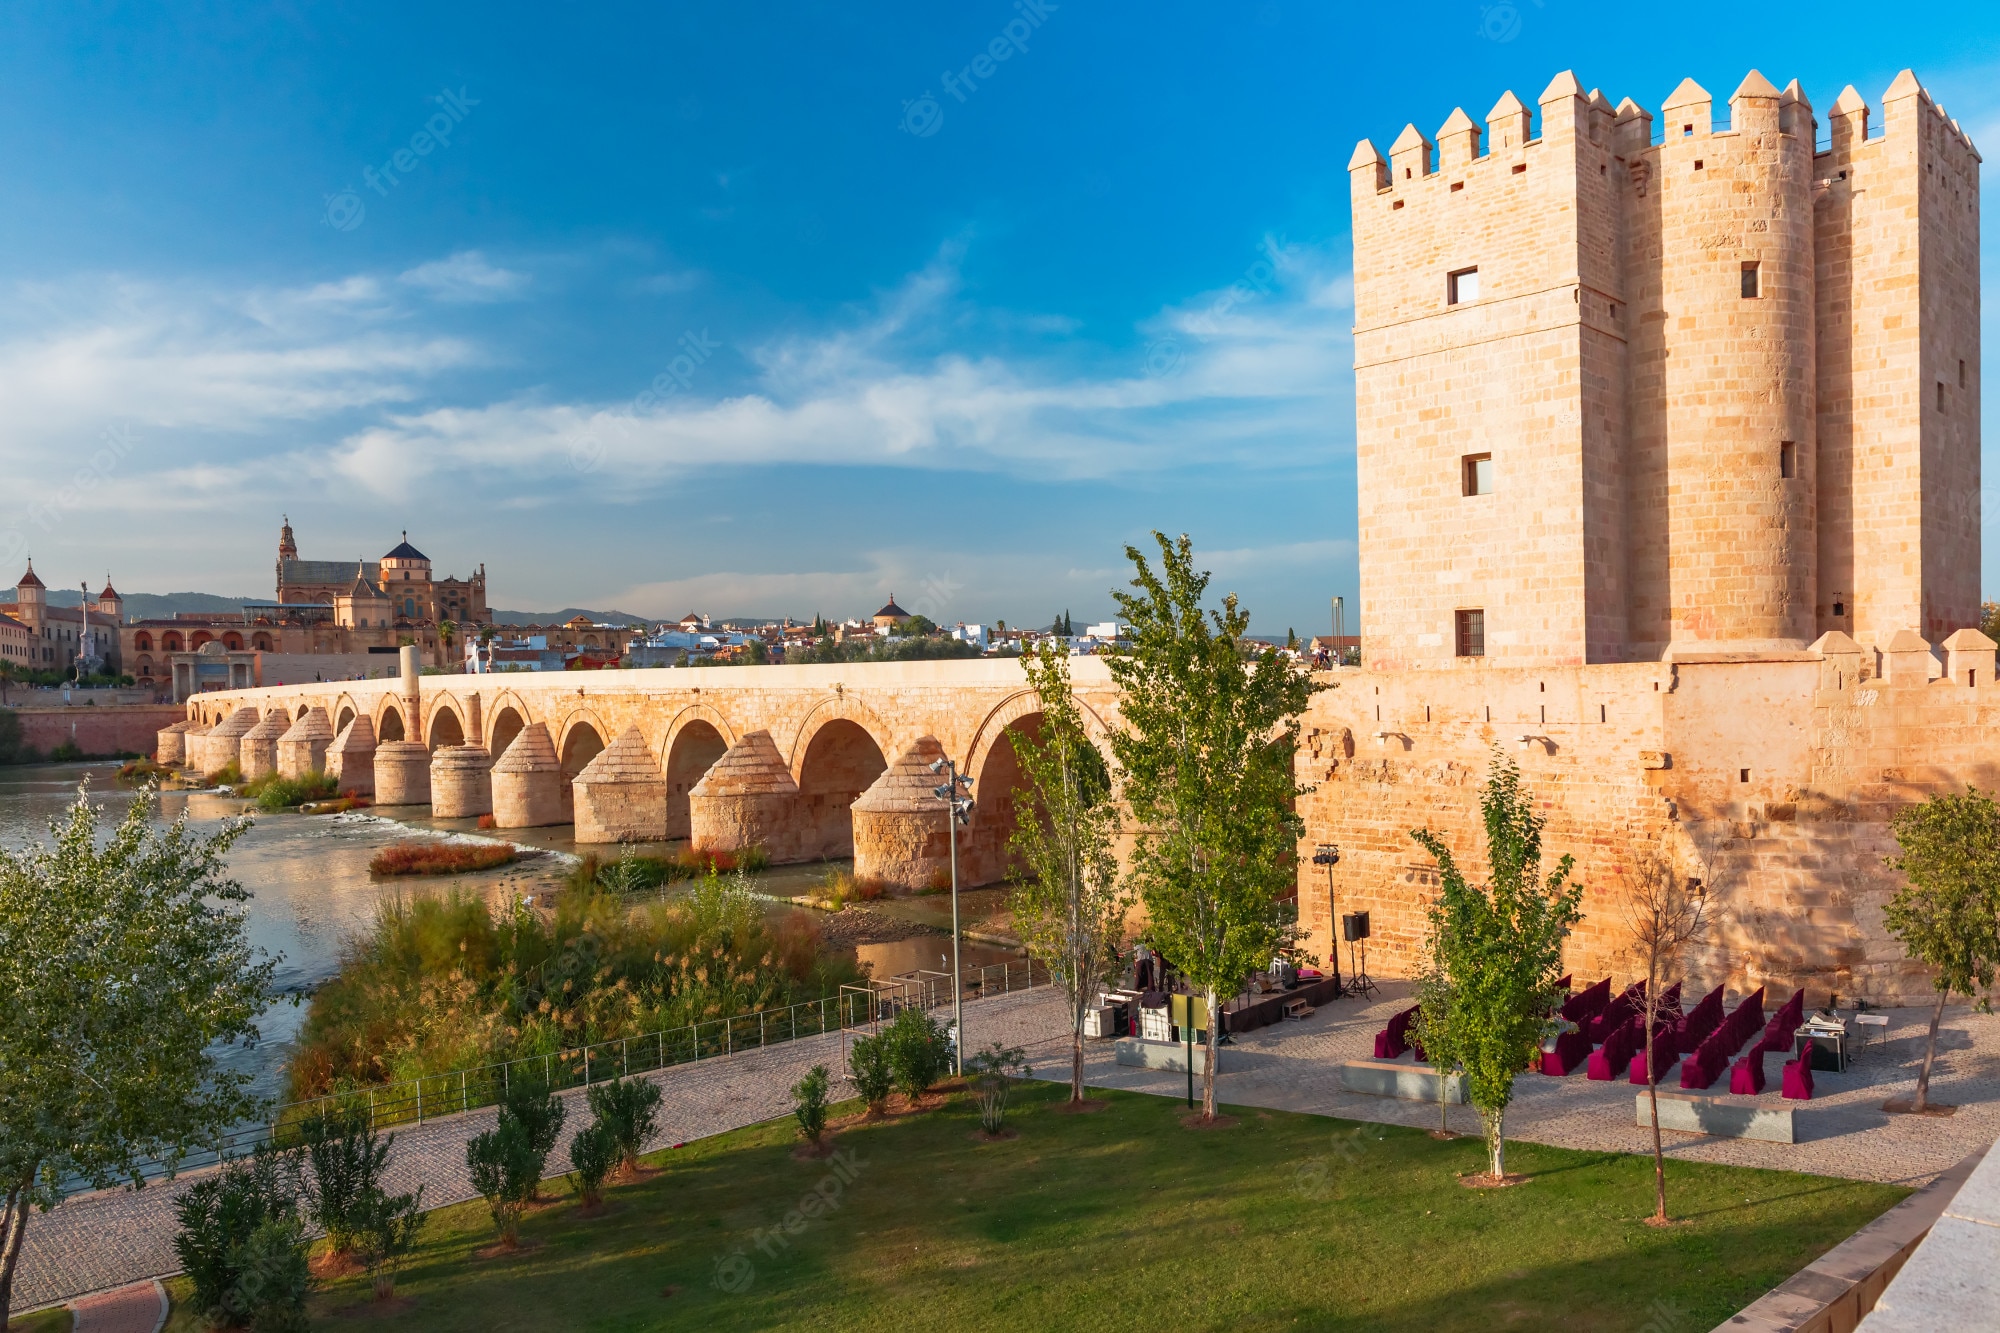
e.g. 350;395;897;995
19;980;2000;1315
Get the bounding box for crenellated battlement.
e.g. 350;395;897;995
1348;66;1980;672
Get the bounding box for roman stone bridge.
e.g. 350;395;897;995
156;655;1122;890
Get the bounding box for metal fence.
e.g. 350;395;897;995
129;955;1050;1182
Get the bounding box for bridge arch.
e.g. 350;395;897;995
427;700;466;750
334;699;358;735
662;704;735;841
376;700;406;744
485;689;534;758
792;701;890;861
960;688;1119;886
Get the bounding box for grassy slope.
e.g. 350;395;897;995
9;1309;69;1332
170;1082;1905;1332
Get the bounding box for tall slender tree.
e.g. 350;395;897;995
1412;751;1582;1182
1108;533;1319;1121
1008;643;1130;1104
1883;788;2000;1113
1623;854;1708;1223
0;783;275;1327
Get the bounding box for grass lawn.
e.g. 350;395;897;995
169;1081;1904;1332
10;1308;70;1332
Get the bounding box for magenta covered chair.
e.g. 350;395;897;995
1781;1056;1814;1100
1731;1049;1767;1094
1541;1027;1591;1076
1628;1029;1680;1084
1373;1005;1417;1060
1560;977;1612;1024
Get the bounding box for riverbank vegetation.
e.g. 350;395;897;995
562;845;770;895
243;771;341;811
286;873;865;1101
368;841;518;877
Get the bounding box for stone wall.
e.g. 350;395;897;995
6;705;186;758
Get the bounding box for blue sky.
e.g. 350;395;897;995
0;2;1994;632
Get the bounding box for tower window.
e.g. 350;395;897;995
1454;609;1485;658
1462;453;1494;496
1447;267;1480;305
1780;441;1795;479
1682;124;1693;137
1960;359;1968;388
1741;262;1760;298
1938;382;1947;412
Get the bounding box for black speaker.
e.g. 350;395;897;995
1342;911;1371;943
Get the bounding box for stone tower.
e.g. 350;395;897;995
1348;69;1979;668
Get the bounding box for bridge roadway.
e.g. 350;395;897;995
177;656;1123;888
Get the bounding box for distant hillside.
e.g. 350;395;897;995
0;589;259;621
491;608;653;627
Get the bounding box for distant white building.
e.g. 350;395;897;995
1086;622;1125;640
950;623;988;649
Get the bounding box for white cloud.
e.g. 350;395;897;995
398;251;530;302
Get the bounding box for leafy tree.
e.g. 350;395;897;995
1623;855;1708;1223
883;1006;950;1105
900;614;938;638
1008;642;1129;1104
1411;751;1583;1181
791;1064;832;1146
501;1076;565;1199
1405;958;1460;1138
172;1149;309;1332
0;784;274;1327
1107;533;1319;1120
465;1116;539;1249
742;637;769;665
295;1111;395;1256
965;1042;1031;1135
1884;788;2000;1112
848;1032;894;1114
0;662;16;707
585;1076;663;1175
0;708;31;764
349;1185;425;1303
1981;601;2000;645
567;1120;618;1209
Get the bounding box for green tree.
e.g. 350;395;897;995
1008;642;1129;1104
349;1185;425;1303
501;1076;565;1200
848;1032;893;1114
883;1006;950;1105
171;1149;299;1328
0;661;16;707
1884;788;2000;1112
567;1120;617;1209
1;783;274;1327
1623;854;1708;1223
1411;751;1583;1182
1107;533;1319;1121
1404;956;1460;1138
1981;602;2000;645
900;614;938;638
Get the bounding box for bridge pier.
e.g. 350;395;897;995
851;737;953;891
327;715;376;795
492;722;565;827
277;708;335;779
155;720;193;766
574;726;667;843
373;742;431;807
431;745;494;819
689;729;807;861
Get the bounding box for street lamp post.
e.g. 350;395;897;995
930;755;974;1075
1312;843;1342;996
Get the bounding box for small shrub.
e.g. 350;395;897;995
477;812;496;829
924;866;953;894
207;758;245;787
49;738;85;762
791;1063;831;1144
678;844;770;875
172;1149;307;1328
820;868;888;906
884;1005;951;1104
966;1041;1032;1135
351;1185;426;1303
568;1119;618;1208
255;772;340;812
586;1075;663;1174
116;757;174;784
368;840;517;876
848;1032;894;1114
296;1110;394;1256
466;1115;540;1248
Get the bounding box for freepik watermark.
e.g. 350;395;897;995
1288;1123;1372;1198
1;425;138;567
712;1147;867;1293
902;0;1059;136
322;87;480;232
1476;0;1544;43
565;328;722;474
1145;238;1288;378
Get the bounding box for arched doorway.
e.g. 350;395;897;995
489;707;525;759
163;632;184;652
797;719;887;860
665;720;728;840
379;706;405;743
429;706;465;750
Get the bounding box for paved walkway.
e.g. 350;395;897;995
18;982;2000;1312
69;1280;164;1333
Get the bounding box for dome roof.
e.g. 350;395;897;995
383;532;429;562
873;596;909;619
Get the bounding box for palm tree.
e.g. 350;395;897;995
437;620;457;669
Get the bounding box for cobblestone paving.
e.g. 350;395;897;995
18;982;2000;1310
69;1279;165;1333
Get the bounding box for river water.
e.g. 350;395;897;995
0;762;1020;1103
